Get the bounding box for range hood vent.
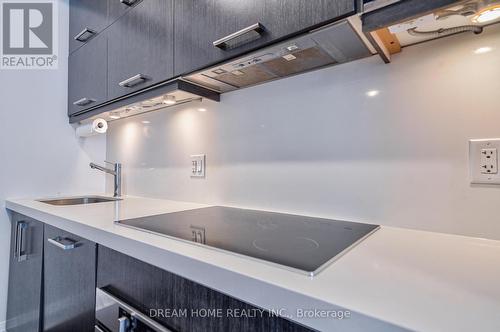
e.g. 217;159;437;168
183;19;374;93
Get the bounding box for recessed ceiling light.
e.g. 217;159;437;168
141;120;151;124
142;99;161;107
472;5;500;23
197;108;207;112
109;112;121;119
163;95;176;105
366;90;380;97
474;46;493;54
231;70;244;76
282;54;297;61
127;106;140;113
212;68;227;75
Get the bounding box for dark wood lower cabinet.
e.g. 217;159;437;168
43;225;97;332
6;212;44;332
6;214;315;332
97;246;314;332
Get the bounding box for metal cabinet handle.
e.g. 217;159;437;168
48;237;78;250
74;27;97;42
213;23;264;49
119;74;150;88
73;97;96;106
120;0;140;6
14;221;28;262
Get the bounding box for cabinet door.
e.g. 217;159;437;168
68;32;107;117
107;0;174;100
107;0;143;25
6;214;44;332
174;0;356;76
43;225;96;332
69;0;108;54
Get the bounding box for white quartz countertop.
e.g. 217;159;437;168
5;196;500;332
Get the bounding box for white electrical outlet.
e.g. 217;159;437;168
469;139;500;184
190;154;205;178
480;148;497;174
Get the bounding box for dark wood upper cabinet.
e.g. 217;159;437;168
6;213;44;332
107;0;143;25
361;0;459;32
69;0;108;54
173;0;356;76
67;0;356;121
43;225;96;332
107;0;174;100
68;32;107;117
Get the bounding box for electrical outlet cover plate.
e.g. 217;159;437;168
190;154;205;178
469;139;500;184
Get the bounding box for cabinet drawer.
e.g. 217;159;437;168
174;0;356;76
69;0;108;54
44;225;96;332
107;0;174;100
68;32;107;117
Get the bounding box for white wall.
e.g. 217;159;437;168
108;23;500;241
0;0;106;327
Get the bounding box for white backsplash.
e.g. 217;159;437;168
107;24;500;240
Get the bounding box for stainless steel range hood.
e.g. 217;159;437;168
182;17;375;93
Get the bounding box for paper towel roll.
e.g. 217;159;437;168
75;118;108;137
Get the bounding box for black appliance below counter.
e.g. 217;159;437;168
95;288;172;332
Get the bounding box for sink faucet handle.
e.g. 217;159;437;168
104;160;116;165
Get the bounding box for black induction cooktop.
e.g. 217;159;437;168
117;207;379;276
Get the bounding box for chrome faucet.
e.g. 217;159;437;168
90;161;122;197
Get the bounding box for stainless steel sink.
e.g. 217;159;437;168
38;196;121;206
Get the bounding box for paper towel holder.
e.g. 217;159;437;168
75;118;108;138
